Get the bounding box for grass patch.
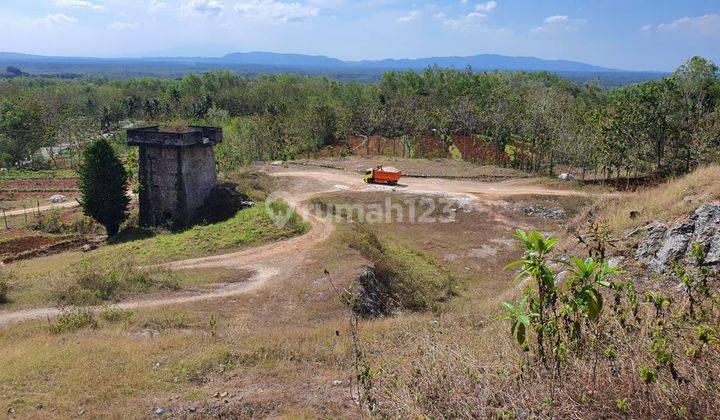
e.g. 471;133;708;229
54;259;179;306
223;169;280;202
0;169;77;180
90;201;308;265
98;307;134;323
347;224;456;313
49;307;98;333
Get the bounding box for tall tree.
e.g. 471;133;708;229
77;138;130;237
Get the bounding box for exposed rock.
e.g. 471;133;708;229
607;256;625;268
352;266;395;318
49;194;66;203
636;204;720;272
469;245;498;258
558;173;576;181
516;205;566;220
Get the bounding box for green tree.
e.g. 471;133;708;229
77;138;130;237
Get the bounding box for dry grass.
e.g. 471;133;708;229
1;250;248;310
574;165;720;235
0;180;590;417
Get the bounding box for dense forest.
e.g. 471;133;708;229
0;56;718;178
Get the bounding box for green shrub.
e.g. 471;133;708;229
54;259;179;305
348;225;456;313
49;308;98;333
99;307;134;322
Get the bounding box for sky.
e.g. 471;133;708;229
1;0;719;71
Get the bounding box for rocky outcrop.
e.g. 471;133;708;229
353;266;396;318
516;205;566;220
636;204;720;272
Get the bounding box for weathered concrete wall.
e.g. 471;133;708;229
138;145;218;227
181;146;218;220
139;146;180;227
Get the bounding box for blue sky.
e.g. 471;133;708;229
1;0;719;71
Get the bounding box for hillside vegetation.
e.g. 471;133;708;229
576;165;720;234
1;57;719;185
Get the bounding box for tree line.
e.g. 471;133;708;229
0;56;718;178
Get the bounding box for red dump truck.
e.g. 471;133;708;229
363;166;402;185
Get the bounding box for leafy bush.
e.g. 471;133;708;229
348;225;456;314
54;259;179;305
28;209;101;235
49;308;98;333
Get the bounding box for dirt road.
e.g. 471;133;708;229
0;167;588;327
2;200;80;216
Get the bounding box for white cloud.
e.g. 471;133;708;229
306;0;344;8
234;0;320;21
53;0;105;10
398;10;421;23
443;12;486;30
655;14;720;36
149;0;167;12
36;13;78;25
184;0;225;17
476;1;496;12
108;22;139;30
533;15;586;32
432;12;446;20
642;24;652;32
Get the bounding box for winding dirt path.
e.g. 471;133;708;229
0;167;587;327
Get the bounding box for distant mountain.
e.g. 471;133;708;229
220;51;345;67
0;52;46;60
214;51;618;72
349;54;619;72
0;51;668;86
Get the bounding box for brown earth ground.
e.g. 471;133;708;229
289;156;528;179
0;165;596;417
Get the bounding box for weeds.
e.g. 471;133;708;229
495;226;720;417
54;258;179;305
98;307;134;322
49;307;98;333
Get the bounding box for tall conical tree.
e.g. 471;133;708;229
78;138;130;237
